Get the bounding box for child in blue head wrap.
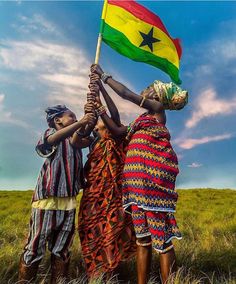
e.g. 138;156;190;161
19;103;96;282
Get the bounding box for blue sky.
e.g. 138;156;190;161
0;1;236;190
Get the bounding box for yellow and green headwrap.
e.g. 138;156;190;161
152;80;188;110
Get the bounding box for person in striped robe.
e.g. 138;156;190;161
18;104;96;283
90;64;188;284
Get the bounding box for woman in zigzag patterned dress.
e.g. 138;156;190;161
91;64;188;284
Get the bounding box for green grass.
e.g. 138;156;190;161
0;189;235;283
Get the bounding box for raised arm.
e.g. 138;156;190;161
93;99;127;137
47;113;95;146
91;64;164;114
88;71;126;137
89;73;121;126
71;133;95;149
101;112;127;137
69;123;96;149
69;101;97;148
99;81;121;126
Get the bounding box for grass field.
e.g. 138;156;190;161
0;189;235;284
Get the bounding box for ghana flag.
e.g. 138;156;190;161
100;0;182;84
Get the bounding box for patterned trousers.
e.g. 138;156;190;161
131;204;182;253
23;208;75;265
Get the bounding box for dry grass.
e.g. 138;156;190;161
0;189;235;283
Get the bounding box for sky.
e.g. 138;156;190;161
0;1;236;190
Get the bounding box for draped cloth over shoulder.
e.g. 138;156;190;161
78;134;136;277
123;113;182;252
123;113;179;213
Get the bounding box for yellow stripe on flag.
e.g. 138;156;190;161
101;0;108;21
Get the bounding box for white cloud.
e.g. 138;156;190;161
176;35;236;148
0;40;91;107
0;39;142;124
12;14;60;35
41;74;89;88
175;133;233;150
182;21;236;133
0;40;88;73
0;94;11;120
213;41;236;61
186;88;236;128
188;162;202;168
0;9;145;126
0;93;28;127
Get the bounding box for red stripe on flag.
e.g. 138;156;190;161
108;0;182;59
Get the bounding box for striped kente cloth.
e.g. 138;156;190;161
33;128;83;201
123;113;179;213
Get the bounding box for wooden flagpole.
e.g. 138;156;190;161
94;0;108;64
94;34;102;64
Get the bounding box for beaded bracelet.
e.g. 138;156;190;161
101;73;112;84
139;96;146;107
136;240;152;247
96;105;107;116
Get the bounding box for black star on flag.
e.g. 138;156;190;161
139;27;160;52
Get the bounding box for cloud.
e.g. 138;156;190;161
0;40;88;73
0;93;28;127
174;24;236;152
0;39;91;108
175;133;233;150
213;41;236;61
186;88;236;128
0;94;11;120
0;38;141;123
182;20;236;130
41;74;89;89
12;14;60;35
0;9;143;126
188;162;202;168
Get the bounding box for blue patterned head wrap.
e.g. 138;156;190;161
45;105;70;125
